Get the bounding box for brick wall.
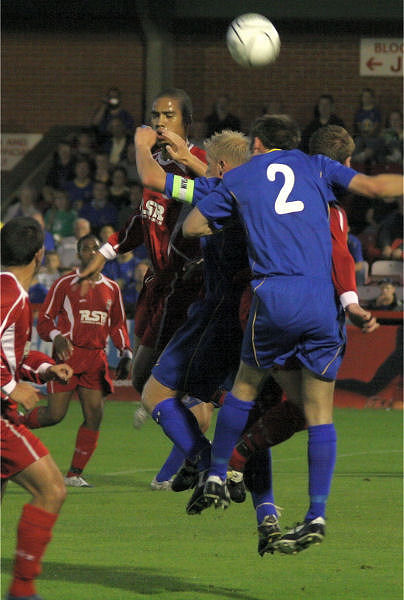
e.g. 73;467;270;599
2;30;402;134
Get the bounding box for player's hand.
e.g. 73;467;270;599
9;382;40;410
53;335;74;361
182;257;204;282
44;363;74;383
160;129;190;162
115;356;131;380
345;303;379;333
135;126;158;149
78;252;106;281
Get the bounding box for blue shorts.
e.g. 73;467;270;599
242;276;346;381
152;288;244;401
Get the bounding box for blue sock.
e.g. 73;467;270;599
209;392;254;481
306;423;337;521
155;445;184;482
152;398;210;467
251;449;277;525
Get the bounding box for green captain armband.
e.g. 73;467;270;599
171;175;195;204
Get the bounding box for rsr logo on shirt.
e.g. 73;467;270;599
79;310;107;325
142;200;165;225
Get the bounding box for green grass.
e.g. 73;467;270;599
1;402;402;600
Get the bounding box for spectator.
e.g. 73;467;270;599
93;151;112;184
353;87;382;134
99;225;120;280
32;212;56;253
38;250;61;290
70;128;96;161
204;94;241;138
103;117;131;166
63;157;94;211
79;181;118;232
91;86;135;144
44;190;77;242
377;196;403;259
57;217;91;270
367;279;402;310
347;227;367;285
118;142;141;184
3;183;39;222
300;94;345;153
380;110;403;165
352;118;385;167
28;274;49;304
109;166;130;209
45;140;76;192
117;181;143;229
122;257;152;318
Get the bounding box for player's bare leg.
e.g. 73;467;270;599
20;390;73;429
8;455;66;598
64;386;105;487
132;341;155;428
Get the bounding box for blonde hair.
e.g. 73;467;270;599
204;129;251;168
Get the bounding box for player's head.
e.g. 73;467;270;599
77;234;101;268
151;88;193;143
1;217;44;270
204;130;251;177
250;114;301;152
309;125;355;166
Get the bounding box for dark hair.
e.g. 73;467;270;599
309;125;355;164
1;217;44;266
77;233;100;253
250;114;300;151
153;88;193;127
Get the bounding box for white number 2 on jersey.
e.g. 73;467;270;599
267;163;304;215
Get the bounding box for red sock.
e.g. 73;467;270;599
229;447;248;472
67;426;99;476
9;504;58;598
19;407;42;429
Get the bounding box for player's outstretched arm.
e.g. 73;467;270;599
42;363;74;383
183;206;215;237
345;303;379;333
162;130;208;177
9;382;40;411
134;126;166;192
79;251;106;280
348;173;403;198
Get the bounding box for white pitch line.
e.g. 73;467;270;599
105;449;402;476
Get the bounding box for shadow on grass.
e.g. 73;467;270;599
1;559;261;600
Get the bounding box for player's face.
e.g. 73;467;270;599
150;97;186;145
79;238;101;268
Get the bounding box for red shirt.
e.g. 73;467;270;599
37;270;131;353
104;144;207;273
329;203;358;300
1;272;55;421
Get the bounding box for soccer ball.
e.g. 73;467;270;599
226;13;280;68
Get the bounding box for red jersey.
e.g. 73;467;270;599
101;144;207;273
329;203;358;305
37;270;131;353
1;272;55;422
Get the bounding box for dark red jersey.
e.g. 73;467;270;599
37;270;131;353
102;144;207;273
329;203;358;302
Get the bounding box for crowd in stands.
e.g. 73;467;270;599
3;86;402;313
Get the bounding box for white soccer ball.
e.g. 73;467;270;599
226;13;281;68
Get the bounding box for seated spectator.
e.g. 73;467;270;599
352;118;385;167
121;257;152;318
38;250;61;290
45;140;76;192
103;117;131;166
391;238;403;261
204;94;241;138
91;86;135;145
79;181;118;232
28;274;48;304
380;110;403;165
377;196;403;259
57;217;91;270
117;181;143;229
93;151;112;184
63;157;94;211
70;128;96;161
109;166;130;209
353;88;382;134
300;94;345;153
347;227;367;285
118;142;140;184
44;190;77;242
367;278;402;311
3;183;39;222
32;212;55;253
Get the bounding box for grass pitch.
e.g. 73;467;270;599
1;401;402;600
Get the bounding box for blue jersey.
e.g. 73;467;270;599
196;150;357;282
